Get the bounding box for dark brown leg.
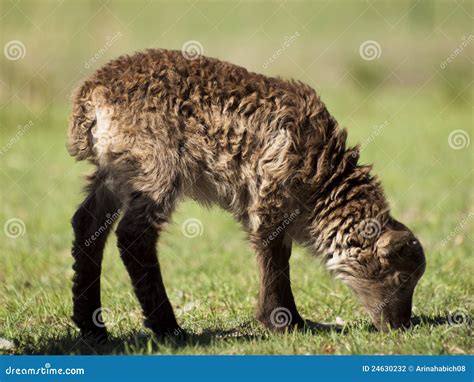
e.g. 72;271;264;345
252;233;304;331
116;194;181;338
71;171;120;340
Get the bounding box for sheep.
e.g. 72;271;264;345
68;49;426;340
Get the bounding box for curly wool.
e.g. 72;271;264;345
68;48;388;265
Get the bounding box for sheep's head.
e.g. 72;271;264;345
328;218;426;331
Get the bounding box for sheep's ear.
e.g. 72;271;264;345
376;230;412;258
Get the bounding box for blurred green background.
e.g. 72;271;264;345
0;0;472;354
1;0;472;111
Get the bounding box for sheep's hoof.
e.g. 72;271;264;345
79;326;108;344
152;326;187;343
257;311;306;333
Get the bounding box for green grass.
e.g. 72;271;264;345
0;0;472;355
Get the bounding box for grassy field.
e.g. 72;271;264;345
0;0;472;355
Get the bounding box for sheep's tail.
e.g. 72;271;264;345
67;83;108;161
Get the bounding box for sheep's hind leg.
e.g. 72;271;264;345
116;193;182;340
71;170;120;341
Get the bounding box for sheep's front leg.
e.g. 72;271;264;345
252;233;304;331
116;196;182;339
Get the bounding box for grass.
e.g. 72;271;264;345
0;0;472;355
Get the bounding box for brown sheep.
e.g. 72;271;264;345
68;49;426;340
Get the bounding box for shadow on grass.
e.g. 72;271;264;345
13;314;459;354
16;319;344;355
362;314;459;333
18;330;265;355
410;314;458;327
